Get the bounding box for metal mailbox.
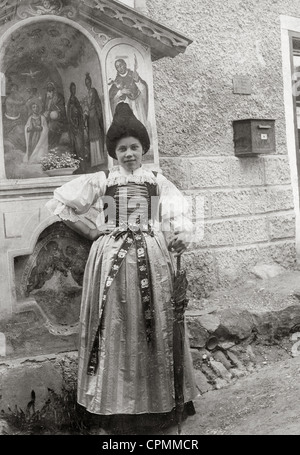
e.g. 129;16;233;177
233;119;276;157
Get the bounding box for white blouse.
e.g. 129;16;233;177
46;165;193;234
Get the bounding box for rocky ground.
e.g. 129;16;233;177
166;265;300;436
2;264;300;436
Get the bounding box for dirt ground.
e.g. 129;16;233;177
164;269;300;436
164;355;300;436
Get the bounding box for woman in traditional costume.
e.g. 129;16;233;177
46;103;197;433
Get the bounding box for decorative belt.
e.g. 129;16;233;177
87;227;154;376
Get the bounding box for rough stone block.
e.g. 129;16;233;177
264;156;292;185
189;157;231;189
252;187;294;214
252;306;300;337
159;158;190;189
194;368;213;394
216;309;256;340
200;219;236;248
212;350;233;370
187;318;208;348
198;313;220;333
211;189;253;218
268;213;296;240
230;157;265;187
257;241;296;270
218;341;236;350
233;217;269;245
226;350;245;370
209;359;232;381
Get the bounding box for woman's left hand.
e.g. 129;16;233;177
168;231;189;256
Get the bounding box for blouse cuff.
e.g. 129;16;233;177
46;199;97;229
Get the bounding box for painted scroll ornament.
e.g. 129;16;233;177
17;0;77;19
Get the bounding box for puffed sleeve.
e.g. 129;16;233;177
156;173;193;235
46;172;107;229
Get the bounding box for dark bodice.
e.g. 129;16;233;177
104;182;159;231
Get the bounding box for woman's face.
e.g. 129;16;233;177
115;136;143;172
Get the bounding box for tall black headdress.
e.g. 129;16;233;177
106;102;150;159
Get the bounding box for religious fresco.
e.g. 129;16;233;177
17;222;92;327
105;43;153;160
2;20;107;179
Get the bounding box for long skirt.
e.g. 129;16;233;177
77;230;198;415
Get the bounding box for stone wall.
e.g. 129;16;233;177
145;0;299;297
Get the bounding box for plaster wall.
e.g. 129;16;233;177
145;0;300;296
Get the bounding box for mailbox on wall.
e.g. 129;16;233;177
233;119;276;157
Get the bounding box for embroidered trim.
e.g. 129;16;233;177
106;166;157;187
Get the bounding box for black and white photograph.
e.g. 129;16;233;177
1;0;300;444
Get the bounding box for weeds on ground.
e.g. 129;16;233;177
1;386;97;435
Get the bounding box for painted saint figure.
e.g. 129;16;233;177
3;83;26;151
43;81;67;149
25;87;43;117
24;100;48;164
108;57;148;126
84;73;105;168
67;82;86;171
